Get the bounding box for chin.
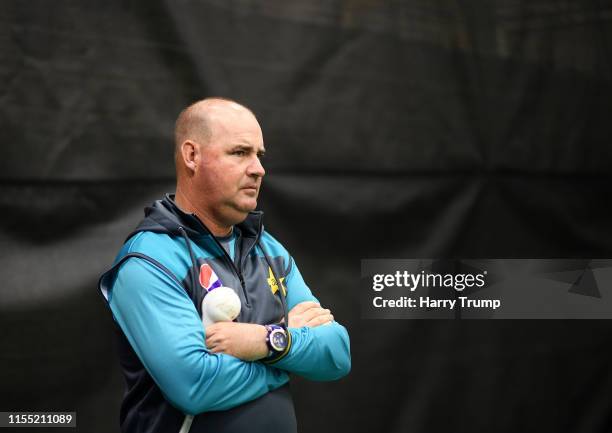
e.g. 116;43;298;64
231;201;257;216
240;199;258;212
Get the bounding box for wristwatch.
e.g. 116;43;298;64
264;324;289;358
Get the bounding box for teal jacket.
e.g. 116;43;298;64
98;195;351;433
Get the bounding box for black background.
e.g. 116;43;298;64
2;1;612;432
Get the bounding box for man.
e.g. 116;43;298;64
98;98;351;433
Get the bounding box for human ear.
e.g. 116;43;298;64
180;140;198;172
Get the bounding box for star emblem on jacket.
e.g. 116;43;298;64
267;267;286;296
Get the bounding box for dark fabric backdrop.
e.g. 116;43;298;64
2;1;612;432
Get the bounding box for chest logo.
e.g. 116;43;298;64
267;267;286;296
199;263;222;292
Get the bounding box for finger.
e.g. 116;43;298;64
302;307;330;323
306;314;333;327
206;335;222;348
205;337;215;348
289;301;320;315
205;324;219;335
208;336;226;350
306;314;334;328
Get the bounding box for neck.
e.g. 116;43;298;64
174;189;233;237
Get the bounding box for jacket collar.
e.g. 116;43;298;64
127;193;264;241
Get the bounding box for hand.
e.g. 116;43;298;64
205;322;268;361
288;301;334;328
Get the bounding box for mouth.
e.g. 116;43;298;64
241;185;259;193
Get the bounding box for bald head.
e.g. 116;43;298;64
174;97;256;162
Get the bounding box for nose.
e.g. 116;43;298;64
247;155;266;178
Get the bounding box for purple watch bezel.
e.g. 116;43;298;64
265;324;288;353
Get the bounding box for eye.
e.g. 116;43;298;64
231;149;247;156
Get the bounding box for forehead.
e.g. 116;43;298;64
208;108;264;149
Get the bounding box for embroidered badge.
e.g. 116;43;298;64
199;263;222;292
267;266;286;296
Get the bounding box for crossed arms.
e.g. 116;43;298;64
205;301;335;361
108;256;351;415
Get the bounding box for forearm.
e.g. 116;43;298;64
274;258;351;380
155;350;289;414
269;321;351;381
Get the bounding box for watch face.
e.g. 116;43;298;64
270;329;287;351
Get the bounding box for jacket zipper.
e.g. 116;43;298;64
236;217;263;280
191;218;251;307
